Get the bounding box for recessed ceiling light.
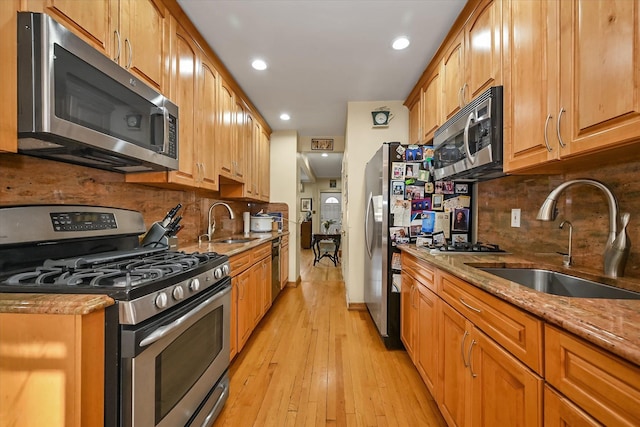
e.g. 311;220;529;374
321;153;328;157
251;59;267;70
392;36;410;50
280;113;290;121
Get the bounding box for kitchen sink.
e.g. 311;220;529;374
478;267;640;300
213;237;259;244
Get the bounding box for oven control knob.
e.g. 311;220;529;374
214;268;223;279
222;264;230;275
155;292;168;309
189;278;200;292
172;285;184;301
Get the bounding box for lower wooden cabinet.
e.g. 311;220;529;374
416;284;439;396
0;310;105;427
545;325;640;426
544;385;600;427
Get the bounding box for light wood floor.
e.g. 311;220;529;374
214;249;446;426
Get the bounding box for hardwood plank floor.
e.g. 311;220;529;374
214;249;446;427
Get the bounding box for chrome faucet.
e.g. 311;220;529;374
536;179;630;278
559;220;573;267
199;202;235;243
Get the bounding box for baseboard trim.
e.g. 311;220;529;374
286;276;301;288
348;302;367;311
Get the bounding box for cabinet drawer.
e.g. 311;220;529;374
545;325;640;427
401;252;436;292
438;270;543;374
230;251;252;277
281;235;289;246
252;242;272;262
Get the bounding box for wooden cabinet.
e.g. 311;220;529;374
545;325;640;426
544;385;600;427
235;268;252;351
438;300;543;427
0;310;105;427
217;77;235;180
35;0;169;93
442;0;502;121
301;220;312;249
421;71;442;143
400;272;418;359
230;276;238;360
0;0;18;153
504;0;640;173
259;128;271;201
416;282;439;396
408;98;421;145
280;235;289;288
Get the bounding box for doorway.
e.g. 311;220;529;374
320;192;341;234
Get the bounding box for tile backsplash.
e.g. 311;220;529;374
477;159;640;279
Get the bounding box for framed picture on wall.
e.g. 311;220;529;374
301;198;312;211
311;138;334;150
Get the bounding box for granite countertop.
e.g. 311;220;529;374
0;293;114;315
398;245;640;366
180;231;288;257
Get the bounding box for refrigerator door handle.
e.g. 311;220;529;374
365;192;374;259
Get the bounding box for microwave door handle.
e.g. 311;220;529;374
157;106;170;155
463;111;476;165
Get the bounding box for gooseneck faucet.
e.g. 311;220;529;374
536;179;630;278
199;202;235;244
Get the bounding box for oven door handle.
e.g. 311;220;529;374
139;285;230;348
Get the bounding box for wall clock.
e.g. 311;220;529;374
372;110;391;127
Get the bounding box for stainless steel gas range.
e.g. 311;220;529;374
0;205;231;427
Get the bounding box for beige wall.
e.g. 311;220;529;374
270;130;300;283
343;101;409;305
298;178;342;234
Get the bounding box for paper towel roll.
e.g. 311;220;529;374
243;212;250;235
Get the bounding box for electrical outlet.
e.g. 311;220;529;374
511;209;521;228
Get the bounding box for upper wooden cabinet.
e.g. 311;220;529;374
421;71;442;142
34;0;169;93
408;99;421;145
442;0;502;121
504;0;640;173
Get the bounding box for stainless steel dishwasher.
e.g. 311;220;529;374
271;237;281;302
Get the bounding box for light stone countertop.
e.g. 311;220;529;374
398;244;640;367
180;231;288;257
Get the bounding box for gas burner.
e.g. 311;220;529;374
429;242;506;255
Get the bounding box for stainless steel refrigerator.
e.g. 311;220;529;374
364;142;401;349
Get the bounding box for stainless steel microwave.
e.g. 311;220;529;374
432;86;504;181
17;12;178;173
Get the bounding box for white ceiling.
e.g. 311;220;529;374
177;0;467;179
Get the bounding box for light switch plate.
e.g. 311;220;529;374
511;209;521;228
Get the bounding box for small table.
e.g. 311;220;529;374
312;233;341;266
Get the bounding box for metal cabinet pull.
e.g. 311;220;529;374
113;30;121;62
459;297;481;313
461;82;468;106
461;330;470;367
125;38;133;69
544;114;553;152
468;339;477;378
556;108;566;148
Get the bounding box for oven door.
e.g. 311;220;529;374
120;279;230;427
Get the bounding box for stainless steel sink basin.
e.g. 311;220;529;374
213;237;258;244
479;267;640;300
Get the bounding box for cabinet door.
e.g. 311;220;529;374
261;258;272;316
464;0;501;101
502;0;560;172
230;277;238;360
244;112;257;197
558;0;640;157
236;270;252;351
40;0;113;56
417;285;439;397
470;327;543;427
259;129;271;201
408;99;421;145
422;71;441;142
438;302;470;427
218;78;235;178
198;56;219;190
442;31;465;120
120;0;168;92
233;99;246;181
544;386;601;427
280;243;289;288
400;273;415;358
